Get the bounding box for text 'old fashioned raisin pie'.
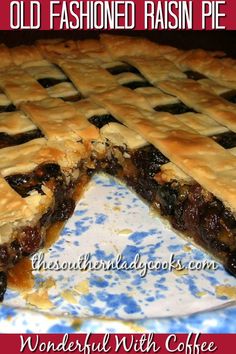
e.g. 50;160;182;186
0;34;236;301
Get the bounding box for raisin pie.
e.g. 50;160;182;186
0;34;236;301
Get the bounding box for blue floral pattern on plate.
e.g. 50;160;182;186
1;304;236;333
1;174;236;332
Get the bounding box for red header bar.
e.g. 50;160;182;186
0;0;235;30
0;333;235;354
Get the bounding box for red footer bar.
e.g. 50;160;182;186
0;333;235;354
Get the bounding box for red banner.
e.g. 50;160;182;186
0;0;235;30
0;333;235;354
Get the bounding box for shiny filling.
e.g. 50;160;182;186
61;93;83;102
0;104;16;113
154;102;196;114
0;272;7;302
122;81;153;90
211;131;236;149
88;114;121;129
184;71;207;80
38;77;71;88
221;90;236;104
92;144;236;276
6;163;62;197
0;129;43;149
107;63;141;76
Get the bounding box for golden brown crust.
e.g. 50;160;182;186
0;175;31;224
45;82;78;99
0;138;52;176
199;79;229;95
77;38;112;62
0;111;37;134
10;45;43;66
0;137;87;177
0;173;52;229
22;60;66;80
0;66;48;105
0;44;13;68
115;72;145;85
77;39;103;53
122;56;186;84
100;34;175;59
167;48;236;89
159;79;236;133
73;98;107;118
176;113;229;136
93;86;153;113
135;87;178;108
101;122;147;150
55;57;118;96
155;162;191;184
0;93;11;106
36;38;78;56
21;98;100;141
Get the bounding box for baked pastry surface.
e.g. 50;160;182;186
0;35;236;301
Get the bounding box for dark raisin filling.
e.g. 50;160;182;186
0;226;42;270
97;145;169;203
199;201;233;254
6;163;62;198
211;131;236;149
107;64;141;76
61;93;83;102
0;272;7;302
132;145;169;177
51;184;75;223
0;228;36;268
20;226;43;256
127;174;160;203
88;114;121;129
122;81;153;90
184;71;207;80
38;78;71;88
157;183;180;216
94;143;236;275
0;129;43;149
227;251;236;275
124;145;170;203
6;163;75;222
126;155;236;272
154;102;196;114
0;104;16;113
95;154;123;177
220;90;236;104
0;163;78;296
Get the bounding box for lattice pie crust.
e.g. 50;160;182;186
0;35;236;300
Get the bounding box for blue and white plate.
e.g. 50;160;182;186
1;174;236;332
